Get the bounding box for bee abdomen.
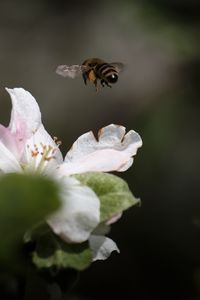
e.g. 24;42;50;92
94;63;108;73
95;63;117;76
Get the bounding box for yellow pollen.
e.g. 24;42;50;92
44;156;54;161
31;150;39;157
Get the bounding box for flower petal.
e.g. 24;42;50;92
106;212;123;225
47;177;100;243
0;139;21;173
89;235;120;261
0;124;25;160
6;88;41;139
58;124;142;175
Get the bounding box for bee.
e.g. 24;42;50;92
56;58;124;91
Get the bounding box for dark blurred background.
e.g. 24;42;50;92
0;0;200;299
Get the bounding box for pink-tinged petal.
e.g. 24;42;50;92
0;140;21;173
106;212;123;225
89;235;120;261
47;177;100;243
0;124;24;160
58;124;142;175
6;88;41;139
23;124;63;173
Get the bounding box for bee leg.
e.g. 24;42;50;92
105;81;112;88
94;79;100;92
82;73;87;85
101;79;105;87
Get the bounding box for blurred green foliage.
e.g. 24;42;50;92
0;173;60;266
117;0;200;59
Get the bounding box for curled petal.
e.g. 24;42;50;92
47;177;100;243
6;88;41;139
89;235;120;261
58;124;142;175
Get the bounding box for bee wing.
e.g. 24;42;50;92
56;64;87;79
110;62;124;73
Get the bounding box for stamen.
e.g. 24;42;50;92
24;137;62;173
31;150;39;157
56;140;62;146
36;144;55;172
53;136;62;146
31;144;39;157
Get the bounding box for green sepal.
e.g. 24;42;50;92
74;172;140;222
32;227;92;271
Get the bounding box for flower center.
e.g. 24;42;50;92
24;137;61;173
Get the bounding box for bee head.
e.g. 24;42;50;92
107;73;118;84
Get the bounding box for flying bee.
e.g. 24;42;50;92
56;58;124;91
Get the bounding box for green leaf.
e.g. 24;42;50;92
0;173;60;263
74;172;140;222
32;230;92;271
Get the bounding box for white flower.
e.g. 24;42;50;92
89;235;120;261
0;88;142;259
